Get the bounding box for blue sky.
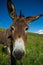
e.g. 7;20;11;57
0;0;43;33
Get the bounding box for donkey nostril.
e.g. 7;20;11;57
14;51;25;60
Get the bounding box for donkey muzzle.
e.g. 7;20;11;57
13;50;25;60
12;38;26;60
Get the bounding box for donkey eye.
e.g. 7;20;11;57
11;26;15;30
25;26;28;30
11;27;14;30
26;27;28;30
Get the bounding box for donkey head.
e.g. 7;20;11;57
7;0;43;60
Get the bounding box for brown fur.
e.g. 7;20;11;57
0;29;10;46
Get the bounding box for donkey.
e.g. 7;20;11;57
0;0;43;65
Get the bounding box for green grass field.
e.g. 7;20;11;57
0;29;43;65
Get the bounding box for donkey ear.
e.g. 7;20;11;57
26;14;43;23
7;0;17;19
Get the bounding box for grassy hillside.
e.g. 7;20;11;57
0;28;5;31
0;30;43;65
23;33;43;65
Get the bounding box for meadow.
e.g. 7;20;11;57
0;29;43;65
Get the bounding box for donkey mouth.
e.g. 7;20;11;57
13;51;25;60
15;54;23;60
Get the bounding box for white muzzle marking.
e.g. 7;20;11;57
12;38;25;55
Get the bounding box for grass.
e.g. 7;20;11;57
23;33;43;65
0;29;43;65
